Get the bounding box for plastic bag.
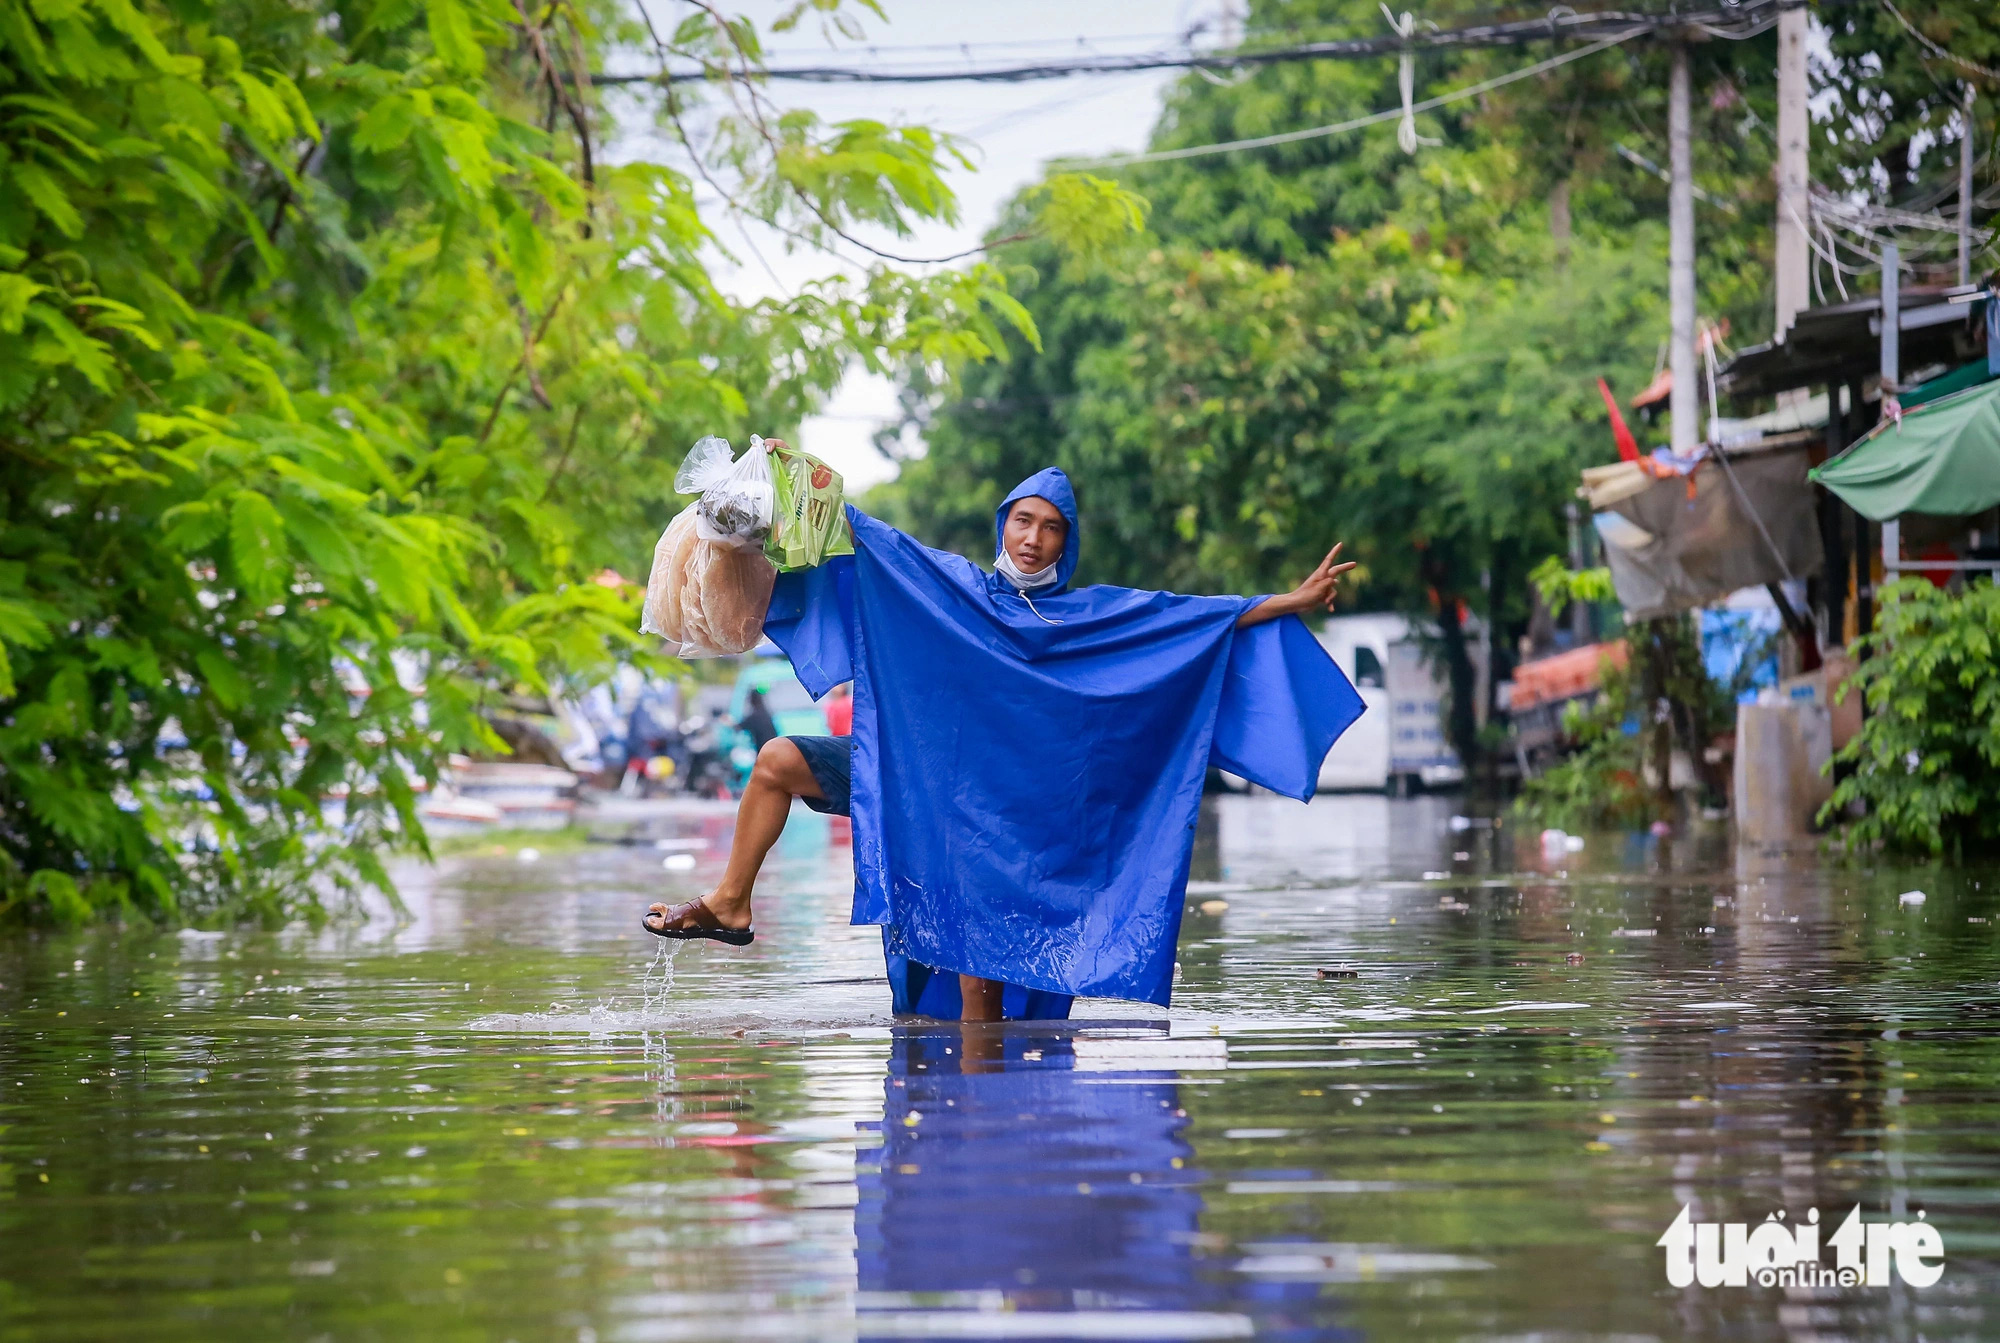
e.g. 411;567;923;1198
640;502;776;657
766;440;855;571
689;436;775;549
675;435;735;495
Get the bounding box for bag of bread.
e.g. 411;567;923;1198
640;435;780;655
640;485;778;658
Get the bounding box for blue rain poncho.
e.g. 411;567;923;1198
764;468;1362;1013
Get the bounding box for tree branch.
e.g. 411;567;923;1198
638;0;1036;268
475;290;567;448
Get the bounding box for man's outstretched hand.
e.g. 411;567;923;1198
1235;543;1358;630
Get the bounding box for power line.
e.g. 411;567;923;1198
590;2;1790;88
1876;0;2000;84
1070;32;1638;167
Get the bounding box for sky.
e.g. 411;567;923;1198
613;2;1230;489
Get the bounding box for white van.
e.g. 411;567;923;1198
1313;614;1466;794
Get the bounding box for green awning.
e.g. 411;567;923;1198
1902;358;1997;410
1810;376;2000;520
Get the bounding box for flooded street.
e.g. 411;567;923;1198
4;794;1998;1341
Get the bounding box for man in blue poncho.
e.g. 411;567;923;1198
644;468;1363;1022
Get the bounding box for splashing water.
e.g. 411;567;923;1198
640;939;683;1016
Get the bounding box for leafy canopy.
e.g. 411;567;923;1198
0;0;1135;922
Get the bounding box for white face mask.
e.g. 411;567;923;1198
994;545;1063;591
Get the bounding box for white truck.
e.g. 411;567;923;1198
1312;614;1467;794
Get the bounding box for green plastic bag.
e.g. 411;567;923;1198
765;440;854;571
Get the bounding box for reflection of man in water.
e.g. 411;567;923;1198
860;1025;1205;1312
644;470;1355;1020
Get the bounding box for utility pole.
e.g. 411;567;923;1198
1668;42;1699;452
1880;243;1901;577
1565;500;1592;644
1962;86;1977;287
1774;1;1810;337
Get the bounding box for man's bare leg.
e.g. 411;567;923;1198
959;974;1004;1023
645;738;821;934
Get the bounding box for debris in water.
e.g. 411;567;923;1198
1565;952;1586;965
517;848;540;863
1649;821;1673;838
1199;899;1229;915
1899;890;1927;906
1611;928;1657;937
1315;967;1359;980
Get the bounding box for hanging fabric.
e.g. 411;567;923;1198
1382;6;1442;155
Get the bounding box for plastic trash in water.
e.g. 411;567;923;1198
1649;820;1673;838
517;848;540;864
1899;890;1927;906
1540;828;1569;855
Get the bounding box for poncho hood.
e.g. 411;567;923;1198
993;467;1079;593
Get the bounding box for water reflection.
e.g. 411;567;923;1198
858;1023;1257;1339
2;796;1997;1342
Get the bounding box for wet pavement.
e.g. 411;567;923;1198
3;793;1998;1341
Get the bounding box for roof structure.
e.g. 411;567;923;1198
1717;286;1990;402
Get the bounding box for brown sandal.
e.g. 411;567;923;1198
642;897;754;946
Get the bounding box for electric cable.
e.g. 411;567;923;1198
1067;31;1635;166
590;2;1794;87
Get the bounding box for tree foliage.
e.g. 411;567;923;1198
0;0;1131;922
874;0;1997;766
1821;579;2000;858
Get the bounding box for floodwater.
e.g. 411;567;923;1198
3;795;1998;1342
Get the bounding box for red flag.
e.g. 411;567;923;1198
1597;377;1641;463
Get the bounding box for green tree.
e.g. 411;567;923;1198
1821;578;2000;858
0;0;1129;922
878;0;1996;767
1817;1;1998;206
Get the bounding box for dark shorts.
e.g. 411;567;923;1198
788;734;853;816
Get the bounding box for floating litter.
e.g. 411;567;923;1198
1565;835;1586;853
662;854;697;872
1611;928;1657;937
1565;952;1586;965
1199;899;1229;915
1899;890;1926;906
1316;967;1359;980
517;848;540;863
